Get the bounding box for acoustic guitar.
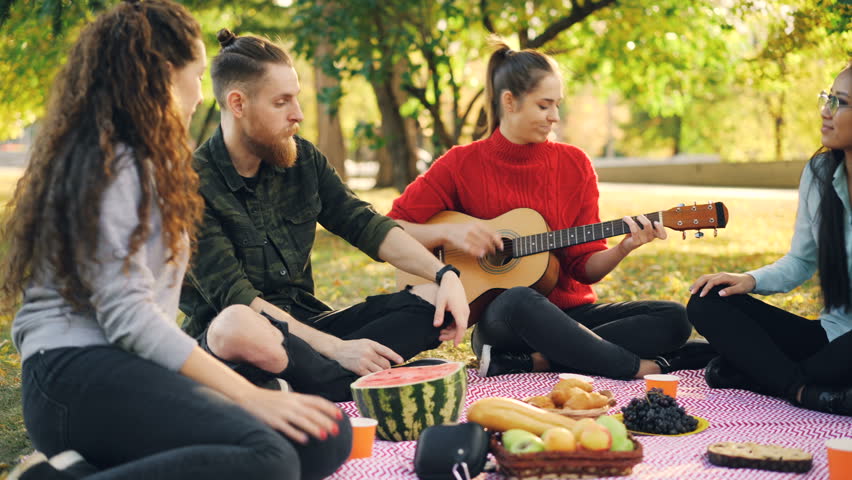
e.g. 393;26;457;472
396;203;728;324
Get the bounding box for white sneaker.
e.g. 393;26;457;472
49;450;85;470
7;450;93;480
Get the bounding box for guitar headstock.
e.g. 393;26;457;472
662;202;728;231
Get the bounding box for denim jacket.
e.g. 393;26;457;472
748;154;852;341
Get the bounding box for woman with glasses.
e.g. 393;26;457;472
688;62;852;416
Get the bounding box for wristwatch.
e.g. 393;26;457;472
435;264;461;285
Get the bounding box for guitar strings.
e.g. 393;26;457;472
437;214;663;257
441;238;515;257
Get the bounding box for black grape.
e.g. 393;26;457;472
620;388;698;434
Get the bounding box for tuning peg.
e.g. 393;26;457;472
677;203;685;207
714;228;718;237
682;231;686;240
695;231;705;239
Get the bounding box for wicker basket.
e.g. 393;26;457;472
490;432;643;479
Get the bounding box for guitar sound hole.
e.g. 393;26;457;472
484;251;512;267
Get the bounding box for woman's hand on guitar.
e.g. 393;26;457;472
433;271;470;346
446;222;503;258
690;272;756;298
619;215;667;253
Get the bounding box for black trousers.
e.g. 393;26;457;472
21;346;351;480
687;287;852;398
471;286;690;378
202;289;445;401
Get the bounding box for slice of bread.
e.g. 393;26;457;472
707;442;812;473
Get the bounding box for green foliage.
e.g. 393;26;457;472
0;1;92;140
353;121;386;151
287;0;487;152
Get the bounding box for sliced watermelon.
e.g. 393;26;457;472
351;361;467;441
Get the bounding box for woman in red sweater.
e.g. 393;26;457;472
389;43;711;379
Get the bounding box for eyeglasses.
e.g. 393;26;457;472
818;91;851;116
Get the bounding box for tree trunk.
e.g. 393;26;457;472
374;145;393;188
372;79;417;191
672;115;682;156
314;40;347;180
371;64;418;191
774;92;784;162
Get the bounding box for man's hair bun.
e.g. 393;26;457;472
217;28;237;48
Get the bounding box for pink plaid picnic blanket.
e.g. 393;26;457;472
329;369;852;479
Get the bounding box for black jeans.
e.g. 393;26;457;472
202;289;445;402
471;286;690;378
688;288;852;399
307;289;445;358
21;346;352;480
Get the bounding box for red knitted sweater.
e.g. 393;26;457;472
389;128;608;309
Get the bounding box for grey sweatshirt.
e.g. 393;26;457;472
12;149;197;371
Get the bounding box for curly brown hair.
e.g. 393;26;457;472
0;0;204;312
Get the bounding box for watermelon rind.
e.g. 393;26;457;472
351;361;467;441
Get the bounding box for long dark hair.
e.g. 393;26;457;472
484;41;559;136
0;0;204;312
809;147;850;311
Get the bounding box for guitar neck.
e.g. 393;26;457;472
510;211;662;258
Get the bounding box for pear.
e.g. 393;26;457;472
611;436;635;452
596;416;628;441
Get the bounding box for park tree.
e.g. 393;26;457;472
288;0;756;188
733;0;851;161
2;0;849;179
0;0;350;177
481;0;742;156
288;0;490;190
0;0;102;140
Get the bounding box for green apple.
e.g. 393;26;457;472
502;429;546;454
595;415;628;443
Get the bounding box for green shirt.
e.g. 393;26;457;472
180;127;399;337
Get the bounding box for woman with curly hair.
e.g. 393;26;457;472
2;1;350;478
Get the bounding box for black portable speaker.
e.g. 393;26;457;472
413;422;490;480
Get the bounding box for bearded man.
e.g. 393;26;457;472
179;29;469;402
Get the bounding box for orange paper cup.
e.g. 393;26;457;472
348;417;378;460
826;438;852;479
644;374;680;398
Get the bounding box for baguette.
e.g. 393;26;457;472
467;397;577;435
707;442;812;473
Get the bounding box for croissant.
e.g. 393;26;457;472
526;395;557;409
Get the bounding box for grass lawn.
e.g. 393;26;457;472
0;183;821;475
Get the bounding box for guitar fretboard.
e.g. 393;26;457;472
508;212;663;258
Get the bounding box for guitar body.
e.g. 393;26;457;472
396;208;560;324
